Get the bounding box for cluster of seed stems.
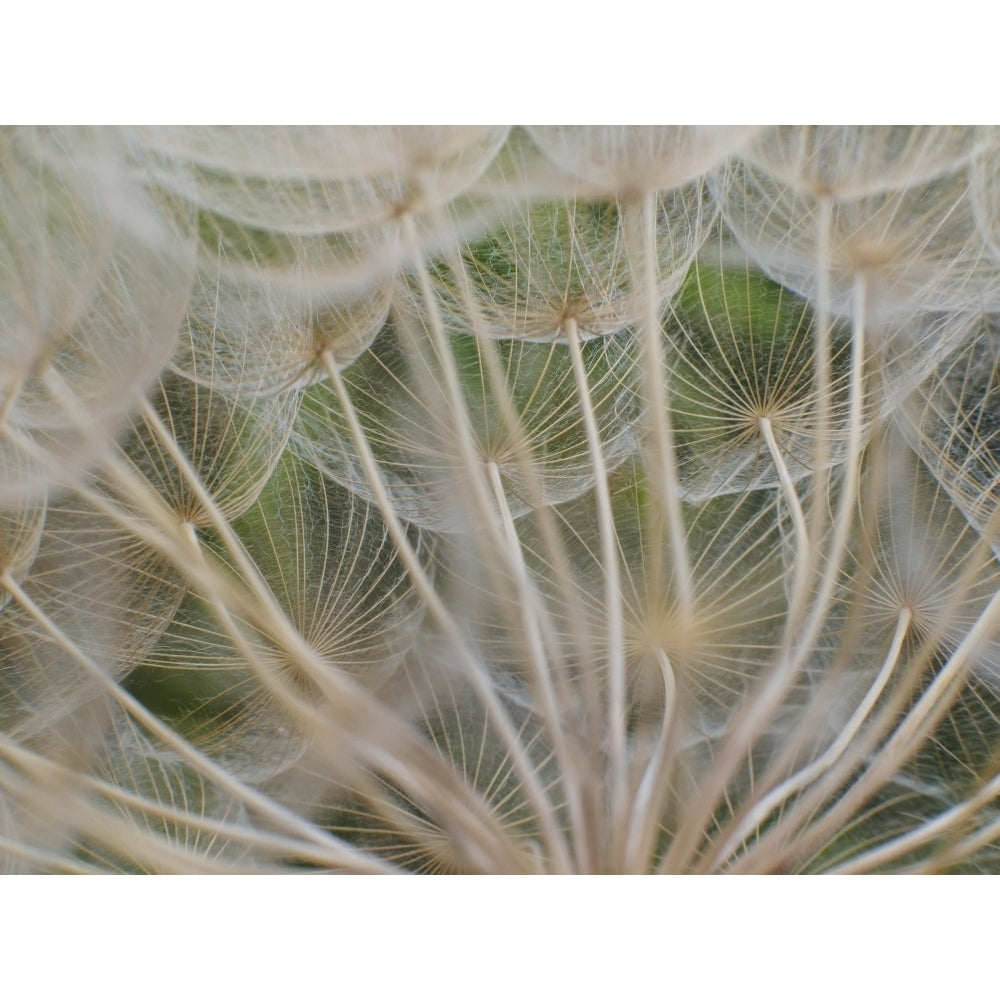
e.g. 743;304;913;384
1;126;1000;873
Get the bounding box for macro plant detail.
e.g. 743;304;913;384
1;125;1000;873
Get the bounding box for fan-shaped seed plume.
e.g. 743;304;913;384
716;156;1000;321
316;643;562;874
123;588;311;786
174;264;392;396
132;126;510;298
124;450;433;782
510;462;794;869
526;126;762;194
0;499;183;860
0;127;195;506
0;582;113;751
521;462;789;740
132;126;510;234
414;187;705;342
0;715;114;874
664;255;860;501
896;317;1000;554
846;438;1000;684
4;492;188;690
235;451;432;680
720;437;1000;874
74;703;412;873
469;127;594;203
194;209;406;300
293;310;642;531
73;705;255;873
743;125;984;199
116;371;297;528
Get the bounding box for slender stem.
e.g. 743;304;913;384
321;350;573;873
837;591;1000;818
0;375;24;424
637;192;694;615
138;396;284;617
757;586;1000;874
563;315;629;866
829;770;1000;875
484;461;592;871
398;213;504;539
31;453;514;870
0;570;391;873
0;724;378;869
711;607;910;872
117;396;520;869
395;220;587;863
661;271;870;874
759;414;809;565
909;791;1000;874
807;193;834;559
172;498;530;875
623;649;677;873
0;836;98;874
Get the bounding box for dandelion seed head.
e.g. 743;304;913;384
5;126;1000;874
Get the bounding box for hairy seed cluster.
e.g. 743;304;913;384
1;126;999;873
